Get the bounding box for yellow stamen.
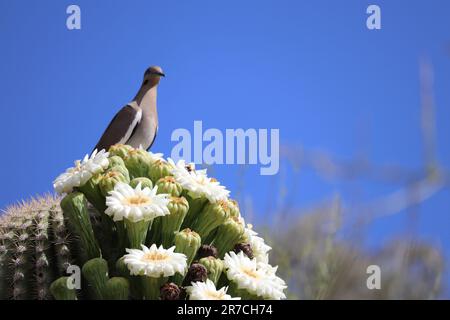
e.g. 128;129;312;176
242;268;260;279
142;251;168;262
125;195;151;206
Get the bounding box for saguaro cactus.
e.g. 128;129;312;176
0;144;287;300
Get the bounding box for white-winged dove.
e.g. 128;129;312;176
94;66;165;152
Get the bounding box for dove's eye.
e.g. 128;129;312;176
143;80;149;85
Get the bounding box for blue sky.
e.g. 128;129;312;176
1;0;449;288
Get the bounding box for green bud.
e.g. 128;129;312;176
130;177;153;189
77;173;106;212
115;257;129;278
156;176;183;197
148;159;173;182
60;192;101;261
99;170;129;197
199;256;224;286
124;149;153;179
174;228;201;266
105;277;130;300
82;258;109;299
161;197;189;248
109;165;130;182
227;199;241;218
50;277;77;300
108;144;134;159
107;155;126;169
190;200;230;241
212;216;245;258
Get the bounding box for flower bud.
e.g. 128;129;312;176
156;176;183;197
198;256;224;286
212;216;245;258
174;228;201;266
108;144;134;159
99;170;128;197
148;159;173;183
109;165;130;182
227;199;241;218
124;149;153;179
161;197;189;248
190;200;230;240
76;173;106;212
130;177;153;189
107;155;126;169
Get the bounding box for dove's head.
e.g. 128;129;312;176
143;66;165;86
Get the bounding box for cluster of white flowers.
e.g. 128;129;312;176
168;159;230;203
124;244;187;277
53;149;109;194
167;158;285;300
224;251;287;300
186;279;240;300
54;149;287;300
105;183;170;222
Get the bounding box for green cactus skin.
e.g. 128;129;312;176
189;200;230;241
60;192;101;262
50;277;77;300
105;277;130;300
115;257;142;299
82;258;109;299
181;195;208;229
